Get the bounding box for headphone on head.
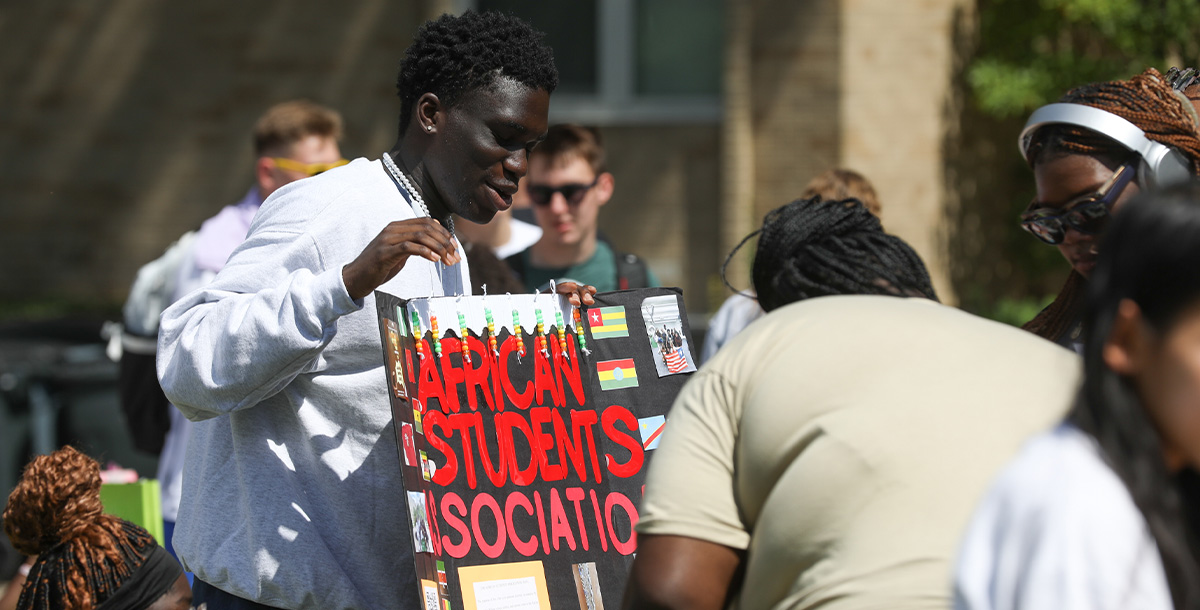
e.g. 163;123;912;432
1019;102;1193;189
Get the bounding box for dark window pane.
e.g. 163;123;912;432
635;0;722;95
478;0;598;95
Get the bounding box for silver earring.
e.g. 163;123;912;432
426;126;433;132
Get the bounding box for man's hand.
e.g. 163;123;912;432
555;281;596;307
342;219;460;300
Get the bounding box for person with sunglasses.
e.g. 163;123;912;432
115;99;346;582
956;184;1200;610
505;123;659;293
1019;69;1200;351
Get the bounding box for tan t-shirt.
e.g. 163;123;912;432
637;296;1081;610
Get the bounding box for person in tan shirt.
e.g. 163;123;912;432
624;200;1080;610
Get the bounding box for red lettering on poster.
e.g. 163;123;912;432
449;413;478;489
532;346;563;407
425;411;457;486
554;409;587;483
440;492;470;558
601;405;644;478
417;344;447;410
471;493;506;559
438;337;464;413
531;407;566;482
534;490;549;555
553;333;585;405
463;337;495;412
548;488;577;551
498;412;538;485
590;489;608;551
573;410;603;484
504;491;538;557
499;336;533;410
469;411;509;487
605;492;639;556
566;487;589;551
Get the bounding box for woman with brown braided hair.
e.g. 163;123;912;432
1019;68;1200;349
3;447;191;610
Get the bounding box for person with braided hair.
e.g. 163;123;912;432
3;447;190;610
625;196;1080;609
1019;68;1200;350
955;183;1200;610
700;169;889;363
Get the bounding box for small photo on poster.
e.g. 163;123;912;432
640;295;697;377
571;562;605;610
408;491;434;554
385;319;408;400
401;423;417;467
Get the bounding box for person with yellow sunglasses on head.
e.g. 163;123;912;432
118;100;345;583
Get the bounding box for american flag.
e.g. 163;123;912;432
664;348;688;373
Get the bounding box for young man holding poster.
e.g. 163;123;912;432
157;12;589;610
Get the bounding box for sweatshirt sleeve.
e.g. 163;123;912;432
156;229;362;421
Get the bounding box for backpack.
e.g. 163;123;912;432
118;231;196;455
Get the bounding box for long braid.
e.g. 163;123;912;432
4;447;156;610
1023;68;1200;342
740;197;937;312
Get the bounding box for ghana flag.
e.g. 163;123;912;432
588;306;629;339
597;358;638;390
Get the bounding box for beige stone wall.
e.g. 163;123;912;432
0;0;968;318
749;0;843;223
0;1;429;307
840;0;969;303
601;126;721;315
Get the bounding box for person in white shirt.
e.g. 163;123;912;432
955;183;1200;610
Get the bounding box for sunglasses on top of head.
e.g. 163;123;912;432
270;157;349;177
528;177;600;207
1019;161;1136;245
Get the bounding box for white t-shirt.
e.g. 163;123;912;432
954;423;1172;610
494;217;542;259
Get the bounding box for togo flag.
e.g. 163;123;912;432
597;358;639;390
588;306;629;339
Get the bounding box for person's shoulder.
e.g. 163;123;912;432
980;424;1144;535
253;158;397;231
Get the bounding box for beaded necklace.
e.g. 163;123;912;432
381;152;462;295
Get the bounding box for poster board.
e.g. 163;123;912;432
375;288;697;610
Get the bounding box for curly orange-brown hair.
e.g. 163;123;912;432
1022;68;1200;342
3;446;155;610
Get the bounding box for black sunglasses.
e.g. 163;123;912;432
1019;162;1135;245
528;177;599;207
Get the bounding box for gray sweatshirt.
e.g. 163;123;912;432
157;158;468;609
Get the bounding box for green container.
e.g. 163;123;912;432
99;480;163;546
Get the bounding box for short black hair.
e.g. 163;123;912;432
396;11;558;135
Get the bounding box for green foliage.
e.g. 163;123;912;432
970;0;1200;117
978;294;1057;327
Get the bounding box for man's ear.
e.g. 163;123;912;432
415;93;442;134
1104;299;1149;374
255;157;278;197
594;172;615;206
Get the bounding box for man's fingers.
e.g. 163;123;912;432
384;219;460;265
554;282;598;307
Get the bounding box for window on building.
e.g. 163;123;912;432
471;0;722;124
